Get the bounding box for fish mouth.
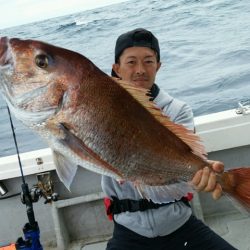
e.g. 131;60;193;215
0;37;14;90
0;37;16;109
0;37;13;68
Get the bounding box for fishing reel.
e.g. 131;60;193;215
21;172;59;205
21;186;59;204
17;172;59;250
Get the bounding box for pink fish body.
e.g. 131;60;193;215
0;37;250;209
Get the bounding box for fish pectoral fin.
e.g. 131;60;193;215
135;181;193;204
57;122;101;163
57;123;122;177
53;150;78;190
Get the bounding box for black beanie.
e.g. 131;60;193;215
112;28;160;77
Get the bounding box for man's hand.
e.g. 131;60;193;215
191;160;224;200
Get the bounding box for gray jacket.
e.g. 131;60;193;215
101;88;194;237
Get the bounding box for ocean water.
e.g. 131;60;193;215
0;0;250;157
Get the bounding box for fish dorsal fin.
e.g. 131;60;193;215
113;78;207;159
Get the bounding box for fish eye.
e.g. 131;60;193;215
35;54;49;68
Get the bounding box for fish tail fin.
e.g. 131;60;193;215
135;181;193;204
221;167;250;213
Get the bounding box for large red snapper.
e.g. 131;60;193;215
0;37;250;209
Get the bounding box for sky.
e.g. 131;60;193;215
0;0;128;29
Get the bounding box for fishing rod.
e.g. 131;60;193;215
2;106;43;250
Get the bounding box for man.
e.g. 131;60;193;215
102;28;236;249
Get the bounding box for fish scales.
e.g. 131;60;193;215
1;37;250;209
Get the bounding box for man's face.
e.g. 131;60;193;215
112;47;161;89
